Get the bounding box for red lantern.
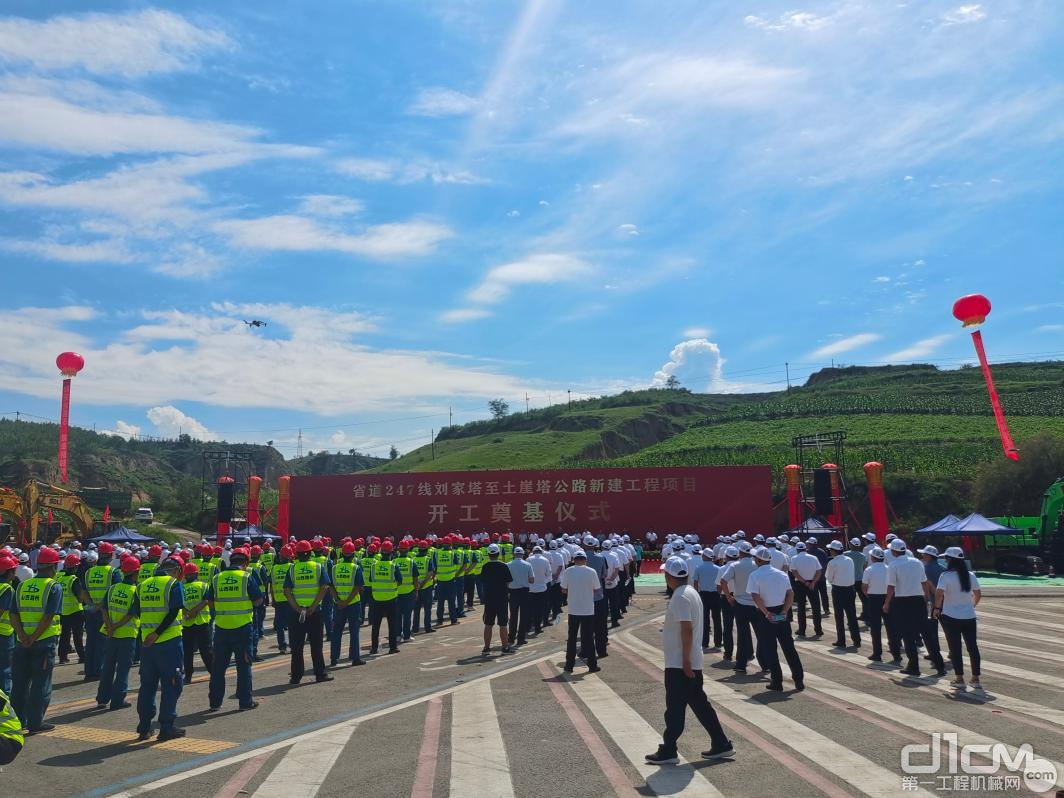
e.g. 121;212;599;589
951;294;991;328
951;295;1018;460
55;351;85;483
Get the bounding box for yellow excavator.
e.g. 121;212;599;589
0;481;95;547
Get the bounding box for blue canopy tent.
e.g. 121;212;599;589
89;526;158;544
914;514;962;534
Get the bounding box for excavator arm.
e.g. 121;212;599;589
24;480;96;545
0;488;25;545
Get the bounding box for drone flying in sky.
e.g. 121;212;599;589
243;319;267;328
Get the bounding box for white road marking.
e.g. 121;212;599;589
617;632;937;798
978;610;1064;633
251;723;359;798
977;638;1064;665
450;680;516;798
571;672;726;798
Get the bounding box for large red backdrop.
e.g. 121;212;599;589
290;465;772;540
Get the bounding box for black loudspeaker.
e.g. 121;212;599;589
217;480;235;524
813;469;833;516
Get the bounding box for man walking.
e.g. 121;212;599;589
692;547;722;651
917;545;947;671
789;542;824;638
527;545;551;635
506;547;533;646
747;547;804;692
646;556;734;764
884;539;944;677
560;550;599;674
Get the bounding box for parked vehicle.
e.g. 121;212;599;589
134;507;154;523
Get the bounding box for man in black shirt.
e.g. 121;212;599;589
480;545;513;656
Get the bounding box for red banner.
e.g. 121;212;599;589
290;465;772;541
59;378;71;482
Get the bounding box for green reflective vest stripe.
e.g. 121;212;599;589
413;555;433;588
370;560;398;601
435;550;457;582
102;582;139;639
57;572;83;616
0;583;12;637
182;579;211;626
138;575;182;643
16;577;60;640
0;689;24;750
260;552;275;569
85;565;114;604
290;561;323;608
137;561;158;584
212;570;254;629
471;550;485;576
271;562;292;593
359;556;377;592
333;561;361;603
501;543;513;563
394;557;414;595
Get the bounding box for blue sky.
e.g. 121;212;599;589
0;1;1061;460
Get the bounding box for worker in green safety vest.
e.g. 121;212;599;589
181;562;214;684
135;556;186;741
83;544;119;681
394;540;420;642
0;555;18;696
270;544;294;655
434;535;460;626
207;547;263;711
367;541;402;655
0;687;24;765
283;540;333;685
329;541;365;666
412;539;436;635
95;555;141;711
359;542;377;629
57;552;89;666
12;546;63;734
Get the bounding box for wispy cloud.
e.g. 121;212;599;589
0;9;231;77
941;5;987;25
407;86;479;117
214;215;453;258
439;308;493;324
810;333;881;358
147;405;215;440
744;11;835;32
883;334;952;362
467;253;594;305
335;157;485;185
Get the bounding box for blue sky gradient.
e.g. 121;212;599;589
1;1;1061;459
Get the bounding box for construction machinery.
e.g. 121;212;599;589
0;480;96;547
990;478;1064;572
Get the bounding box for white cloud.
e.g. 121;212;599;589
298;194;364;217
408;86;480;117
942;5;986;25
873;276;891;283
652;338;725;391
2;237;133;263
883;334;953;362
329;430;347;447
104;420;141;440
618;223;639;236
335;157;484;185
440;308;493;324
744;11;834;32
214;215;452;258
1037;324;1064;334
147;405;215;440
507;209;521;218
0;304;536;416
810;333;881;358
467;253;594;305
0;9;231;77
335;158;398;182
682;327;711;338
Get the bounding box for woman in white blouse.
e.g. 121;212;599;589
931;546;982;693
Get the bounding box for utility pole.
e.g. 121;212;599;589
525;393;530;413
430;428;436;460
296;428;303;458
449;405;453;427
567;389;572;411
785;362;791;391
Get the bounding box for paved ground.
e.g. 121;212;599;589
3;583;1062;798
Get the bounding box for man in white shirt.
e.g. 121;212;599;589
789;543;824;637
527;546;552;635
601;540;623;629
559;550;600;674
747;547;804;691
859;547;893;662
646;556;734;765
825;541;861;649
546;541;565;623
716;547;739;659
718;542;761;673
883;539;939;677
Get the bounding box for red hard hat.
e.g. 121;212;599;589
341;542;357;555
183;562;199;577
471;541;480;549
120;556;141;574
295;540;312;554
64;553;81;568
213;545;223;555
37;547;61;566
312;539;324;550
251;545;262;556
149;545;162;556
354;537;365;547
368;543;379;554
281;545;295;558
0;556;16;572
98;542;114;555
399;539;411;550
381;541;394;553
263;541;272;549
491;533;500;541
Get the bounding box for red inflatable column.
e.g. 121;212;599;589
277;475;291;544
247;476;262;527
864;462;889;543
784;464;802;528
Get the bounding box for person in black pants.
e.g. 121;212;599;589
560;551;599;674
748;548;804;691
479;546;513;654
694;549;723;650
646;556;733;764
807;539;831;617
506;548;532;646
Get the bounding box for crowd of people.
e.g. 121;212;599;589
0;529;644;761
